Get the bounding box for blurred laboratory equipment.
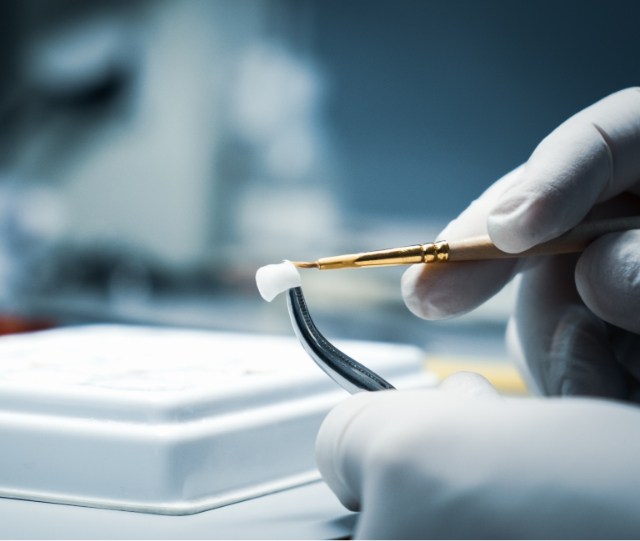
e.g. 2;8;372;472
0;0;350;336
0;0;635;352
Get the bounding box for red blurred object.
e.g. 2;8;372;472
0;314;55;336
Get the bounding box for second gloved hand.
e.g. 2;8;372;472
316;373;640;539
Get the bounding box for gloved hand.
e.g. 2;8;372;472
316;373;640;539
403;87;640;399
316;88;640;539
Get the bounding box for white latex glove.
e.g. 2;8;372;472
402;87;640;399
316;376;640;539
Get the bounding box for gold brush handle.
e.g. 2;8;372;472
296;216;640;270
447;216;640;261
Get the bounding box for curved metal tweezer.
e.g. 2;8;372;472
287;286;395;394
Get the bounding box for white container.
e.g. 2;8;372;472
0;325;434;537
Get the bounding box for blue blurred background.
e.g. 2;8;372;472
314;0;640;220
0;0;638;346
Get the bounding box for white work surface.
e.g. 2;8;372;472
0;324;433;539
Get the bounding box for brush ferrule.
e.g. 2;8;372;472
310;241;450;269
422;241;449;263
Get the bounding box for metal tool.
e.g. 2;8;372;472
286;286;394;393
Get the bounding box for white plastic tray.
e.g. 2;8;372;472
0;325;434;516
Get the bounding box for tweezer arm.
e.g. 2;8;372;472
286;287;395;394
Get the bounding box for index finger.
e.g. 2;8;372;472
488;87;640;253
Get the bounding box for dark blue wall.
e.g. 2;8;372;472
314;0;640;222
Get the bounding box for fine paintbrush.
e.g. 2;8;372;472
293;216;640;270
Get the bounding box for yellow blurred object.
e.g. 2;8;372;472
427;356;528;395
